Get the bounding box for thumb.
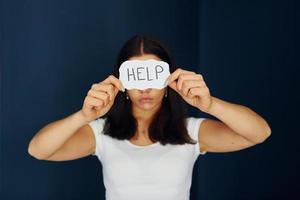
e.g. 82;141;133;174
168;81;185;98
168;81;179;93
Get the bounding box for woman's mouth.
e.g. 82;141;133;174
139;97;153;103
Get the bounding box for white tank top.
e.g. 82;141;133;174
88;117;207;200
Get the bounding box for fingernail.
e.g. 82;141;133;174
121;87;125;92
163;79;169;87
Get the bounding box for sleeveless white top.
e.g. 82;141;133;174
88;117;207;200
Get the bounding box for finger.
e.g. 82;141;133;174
168;81;189;99
177;74;204;91
87;90;109;106
166;68;195;85
95;107;101;110
181;80;206;96
86;95;104;108
165;68;195;86
88;89;110;106
102;75;124;92
103;84;116;101
187;87;202;98
188;86;210;98
168;81;180;94
92;83;116;101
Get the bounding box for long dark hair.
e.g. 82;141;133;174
101;34;197;145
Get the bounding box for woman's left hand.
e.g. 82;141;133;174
165;68;213;113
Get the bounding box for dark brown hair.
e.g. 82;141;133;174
101;34;197;146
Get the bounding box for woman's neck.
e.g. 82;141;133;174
132;104;161;138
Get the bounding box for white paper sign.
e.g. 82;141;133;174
119;59;170;90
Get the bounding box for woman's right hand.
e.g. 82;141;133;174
80;75;125;122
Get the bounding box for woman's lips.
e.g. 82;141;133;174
139;97;153;103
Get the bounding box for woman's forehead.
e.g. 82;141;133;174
128;54;161;61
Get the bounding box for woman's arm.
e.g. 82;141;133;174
28;110;90;160
198;96;271;153
28;75;124;160
165;68;271;152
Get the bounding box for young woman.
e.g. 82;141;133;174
28;34;271;200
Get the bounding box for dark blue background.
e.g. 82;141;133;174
1;0;298;199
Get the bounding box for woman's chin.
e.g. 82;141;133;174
135;101;158;111
138;103;155;110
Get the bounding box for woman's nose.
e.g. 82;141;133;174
139;88;152;93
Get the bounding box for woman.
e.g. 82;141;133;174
28;34;271;200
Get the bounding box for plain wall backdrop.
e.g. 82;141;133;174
1;0;298;200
